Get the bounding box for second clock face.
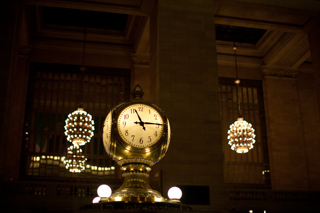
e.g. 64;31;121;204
102;111;112;153
117;103;164;148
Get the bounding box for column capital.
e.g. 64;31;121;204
261;66;299;78
132;54;150;66
18;45;32;56
304;13;320;34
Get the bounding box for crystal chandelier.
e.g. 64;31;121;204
64;108;94;146
62;145;87;173
228;117;255;153
227;44;256;154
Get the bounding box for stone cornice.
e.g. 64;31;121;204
261;66;299;78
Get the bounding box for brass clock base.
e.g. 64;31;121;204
108;164;166;203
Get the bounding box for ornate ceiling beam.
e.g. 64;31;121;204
25;0;156;16
215;16;305;33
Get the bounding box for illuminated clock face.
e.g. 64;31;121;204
102;111;112;153
117;104;164;148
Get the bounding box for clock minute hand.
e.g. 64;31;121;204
135;109;143;122
144;122;163;126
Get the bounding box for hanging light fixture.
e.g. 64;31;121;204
63;28;94;172
64;28;94;148
62;145;87;173
64;108;94;146
227;43;256;154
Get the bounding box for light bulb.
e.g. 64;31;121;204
167;186;182;200
97;184;112;198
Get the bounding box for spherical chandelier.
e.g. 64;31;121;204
62;28;93;173
227;43;256;154
64;108;94;146
62;145;87;173
227;117;255;153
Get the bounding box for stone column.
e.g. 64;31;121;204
305;14;320;190
131;54;154;102
4;47;31;181
307;15;320;114
155;0;225;211
262;67;309;190
0;0;24;181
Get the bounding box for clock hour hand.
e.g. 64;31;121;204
134;121;146;130
134;110;145;130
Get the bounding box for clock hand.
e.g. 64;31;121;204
135;109;143;122
134;110;146;130
144;122;163;126
134;121;146;130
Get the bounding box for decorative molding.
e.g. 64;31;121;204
261;66;299;78
110;190;162;199
117;158;155;166
132;54;150;66
18;45;32;56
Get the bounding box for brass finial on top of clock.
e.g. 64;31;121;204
131;84;144;99
102;84;171;203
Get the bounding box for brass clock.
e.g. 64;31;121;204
102;85;171;202
102;84;171;167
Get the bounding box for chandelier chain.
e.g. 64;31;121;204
233;42;242;118
79;28;87;108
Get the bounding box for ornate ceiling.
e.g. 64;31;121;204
214;0;316;73
21;0;317;73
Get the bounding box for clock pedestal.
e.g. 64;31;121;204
109;163;165;202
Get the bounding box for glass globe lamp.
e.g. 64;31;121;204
97;184;112;202
167;186;182;201
92;197;101;204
